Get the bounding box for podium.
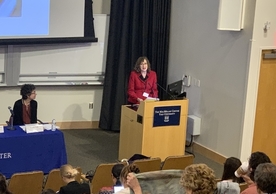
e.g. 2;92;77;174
118;99;188;161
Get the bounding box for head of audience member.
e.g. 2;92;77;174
41;189;56;194
112;163;124;186
0;173;12;194
254;163;276;194
60;164;79;184
20;84;36;100
134;56;151;73
221;157;242;182
180;164;217;194
120;164;140;188
248;152;271;181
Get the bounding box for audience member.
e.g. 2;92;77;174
99;163;125;194
217;157;242;194
180;163;217;194
126;173;142;194
41;189;56;194
114;164;140;194
241;151;271;194
59;164;90;194
0;173;12;194
254;163;276;194
13;84;38;125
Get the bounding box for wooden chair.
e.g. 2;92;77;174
91;162;126;194
133;157;162;173
8;171;44;194
239;182;248;192
44;167;82;192
161;155;194;170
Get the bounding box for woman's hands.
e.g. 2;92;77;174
127;173;142;194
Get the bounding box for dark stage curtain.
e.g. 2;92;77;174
99;0;171;131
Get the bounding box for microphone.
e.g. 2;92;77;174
156;82;176;100
8;106;14;116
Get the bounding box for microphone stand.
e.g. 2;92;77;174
8;114;14;130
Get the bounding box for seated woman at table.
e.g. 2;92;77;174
13;84;38;125
59;164;90;194
0;173;12;194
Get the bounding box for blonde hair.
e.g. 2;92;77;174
60;164;79;179
120;164;140;183
180;164;217;194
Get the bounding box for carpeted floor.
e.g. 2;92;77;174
62;129;223;178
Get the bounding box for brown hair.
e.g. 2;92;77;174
221;157;242;182
120;164;140;183
133;56;151;73
60;164;79;179
255;163;276;193
0;173;12;194
180;164;217;194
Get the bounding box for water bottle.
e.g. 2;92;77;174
51;119;56;131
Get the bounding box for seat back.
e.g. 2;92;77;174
8;171;44;194
43;169;64;192
161;155;194;170
136;170;184;194
239;182;248;192
91;162;126;194
44;167;82;192
133;157;162;173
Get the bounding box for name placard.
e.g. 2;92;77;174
0;126;3;133
153;106;181;127
25;124;44;133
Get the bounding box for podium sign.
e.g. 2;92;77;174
153;106;181;127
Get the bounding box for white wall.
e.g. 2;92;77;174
168;0;256;157
0;1;110;125
241;0;276;161
0;86;103;124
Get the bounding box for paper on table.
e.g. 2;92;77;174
0;126;4;133
20;125;26;131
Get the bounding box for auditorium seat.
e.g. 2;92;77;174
8;171;44;194
132;157;162;173
161;155;194;170
91;162;126;194
239;182;248;192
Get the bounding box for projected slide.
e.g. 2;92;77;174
0;0;50;37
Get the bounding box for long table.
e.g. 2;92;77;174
0;126;67;178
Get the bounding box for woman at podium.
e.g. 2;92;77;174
13;84;38;125
127;56;158;104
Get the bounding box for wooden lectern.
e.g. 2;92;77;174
118;99;188;161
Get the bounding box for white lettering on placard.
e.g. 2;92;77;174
156;109;178;116
0;153;12;159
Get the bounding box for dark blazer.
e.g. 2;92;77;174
127;70;158;104
12;99;38;125
59;181;90;194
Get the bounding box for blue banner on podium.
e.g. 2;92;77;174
153;106;181;127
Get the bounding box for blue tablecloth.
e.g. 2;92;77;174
0;126;67;178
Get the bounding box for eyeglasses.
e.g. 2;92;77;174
31;91;37;94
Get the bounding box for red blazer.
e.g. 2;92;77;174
127;70;158;104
